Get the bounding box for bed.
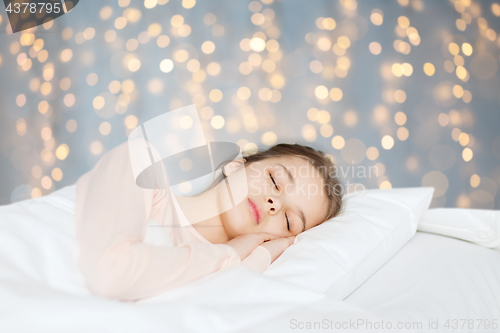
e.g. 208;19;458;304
0;185;498;333
345;232;500;332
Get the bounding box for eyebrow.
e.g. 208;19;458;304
277;163;306;232
277;163;294;186
299;210;306;232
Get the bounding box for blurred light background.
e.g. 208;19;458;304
0;0;499;209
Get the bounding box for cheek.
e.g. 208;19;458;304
221;201;252;235
248;179;262;196
261;217;287;237
248;177;273;197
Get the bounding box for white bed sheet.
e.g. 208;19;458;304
1;185;498;332
345;231;500;332
0;186;394;333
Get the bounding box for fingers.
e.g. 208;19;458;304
226;233;295;261
259;236;296;263
225;233;282;260
256;232;280;243
258;234;295;246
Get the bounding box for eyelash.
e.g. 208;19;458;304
269;173;279;190
270;173;290;231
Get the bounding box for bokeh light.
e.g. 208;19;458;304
0;0;498;210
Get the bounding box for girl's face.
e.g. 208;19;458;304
220;156;328;239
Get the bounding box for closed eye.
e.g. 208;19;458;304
269;173;279;190
285;213;290;231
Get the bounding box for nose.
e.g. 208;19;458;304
265;196;282;215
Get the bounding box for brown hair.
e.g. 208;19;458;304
242;144;343;223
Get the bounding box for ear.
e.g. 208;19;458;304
222;158;246;177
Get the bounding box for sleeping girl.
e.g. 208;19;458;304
75;140;343;301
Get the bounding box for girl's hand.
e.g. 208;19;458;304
225;233;280;260
259;236;296;263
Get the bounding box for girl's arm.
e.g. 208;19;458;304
76;142;242;301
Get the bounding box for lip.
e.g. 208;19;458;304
248;198;263;225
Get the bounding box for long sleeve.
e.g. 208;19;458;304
241;246;272;273
75;142;241;301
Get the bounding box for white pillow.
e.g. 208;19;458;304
418;208;500;248
263;187;434;299
0;185;90;296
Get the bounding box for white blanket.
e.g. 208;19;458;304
0;186;399;333
3;185;498;332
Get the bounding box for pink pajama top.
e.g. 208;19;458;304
75;142;271;301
